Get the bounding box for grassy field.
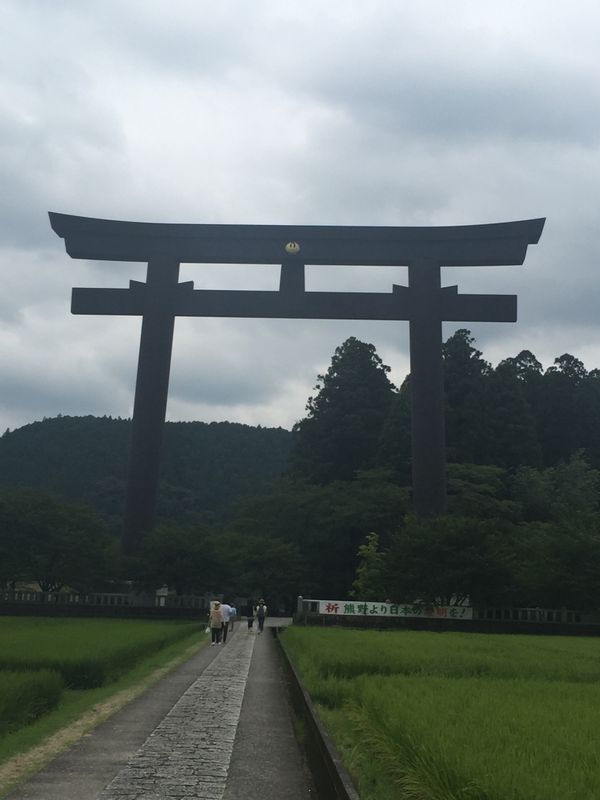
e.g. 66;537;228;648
0;617;201;687
282;627;600;800
0;616;203;760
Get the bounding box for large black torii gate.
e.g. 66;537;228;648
49;213;545;554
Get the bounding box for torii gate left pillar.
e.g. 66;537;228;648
125;259;180;542
409;259;446;515
49;213;544;554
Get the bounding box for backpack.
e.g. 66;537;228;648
256;603;266;618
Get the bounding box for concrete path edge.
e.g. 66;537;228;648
274;628;360;800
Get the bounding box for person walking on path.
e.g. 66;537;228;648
221;601;232;643
245;600;255;631
209;600;224;645
255;599;267;633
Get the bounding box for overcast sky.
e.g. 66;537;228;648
1;0;600;433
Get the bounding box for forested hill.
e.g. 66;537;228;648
0;416;292;528
4;333;600;609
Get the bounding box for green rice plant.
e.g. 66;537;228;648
353;674;600;800
282;627;600;799
345;703;498;800
0;670;64;737
303;673;357;709
0;618;202;688
283;626;600;684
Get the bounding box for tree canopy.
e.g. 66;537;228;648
4;331;600;612
289;337;396;483
0;488;117;592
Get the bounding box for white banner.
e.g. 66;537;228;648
317;600;473;620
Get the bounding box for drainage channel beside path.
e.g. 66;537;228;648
5;622;316;800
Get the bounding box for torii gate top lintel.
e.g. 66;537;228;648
49;212;545;267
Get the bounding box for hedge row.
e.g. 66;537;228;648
0;669;64;736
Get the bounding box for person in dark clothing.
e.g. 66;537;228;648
246;600;254;630
255;599;267;633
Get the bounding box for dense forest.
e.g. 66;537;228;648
2;329;600;612
0;417;292;529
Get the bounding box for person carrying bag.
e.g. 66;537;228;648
209;600;224;645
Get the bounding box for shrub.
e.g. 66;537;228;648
0;669;64;737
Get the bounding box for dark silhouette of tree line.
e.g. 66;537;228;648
2;330;600;611
0;416;292;530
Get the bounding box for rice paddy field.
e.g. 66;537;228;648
0;617;202;741
282;626;600;800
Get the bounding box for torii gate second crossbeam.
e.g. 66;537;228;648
49;213;545;554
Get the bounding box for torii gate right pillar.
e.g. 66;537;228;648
409;259;447;516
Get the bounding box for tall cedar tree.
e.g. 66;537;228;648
442;329;491;463
289;337;396;483
539;354;588;465
482;362;542;468
376;377;412;483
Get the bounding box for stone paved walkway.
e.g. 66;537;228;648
5;622;315;800
98;632;256;800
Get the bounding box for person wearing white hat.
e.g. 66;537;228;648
209;600;224;645
255;599;267;633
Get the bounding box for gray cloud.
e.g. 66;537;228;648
2;0;600;434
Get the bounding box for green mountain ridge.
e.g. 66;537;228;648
0;415;293;530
